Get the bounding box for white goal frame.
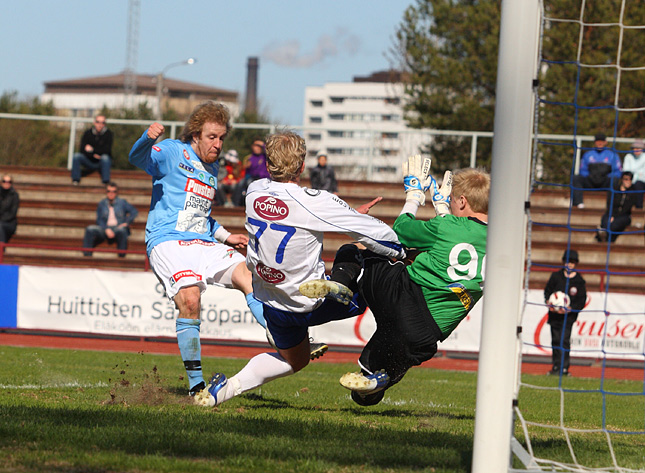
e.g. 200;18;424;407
471;1;542;472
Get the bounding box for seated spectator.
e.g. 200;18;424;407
572;132;622;209
595;171;640;243
309;152;338;194
71;115;113;185
0;174;19;244
82;182;138;257
232;138;270;206
622;138;645;208
217;150;244;207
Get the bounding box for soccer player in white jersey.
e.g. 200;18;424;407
194;131;406;407
129;102;271;397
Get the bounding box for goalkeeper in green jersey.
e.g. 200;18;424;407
300;157;490;406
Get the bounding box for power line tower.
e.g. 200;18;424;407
123;0;140;109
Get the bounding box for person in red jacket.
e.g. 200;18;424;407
217;150;244;207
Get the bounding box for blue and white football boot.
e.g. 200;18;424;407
193;373;227;407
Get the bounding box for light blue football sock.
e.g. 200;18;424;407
176;318;203;390
245;293;266;328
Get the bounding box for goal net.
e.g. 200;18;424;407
511;1;645;472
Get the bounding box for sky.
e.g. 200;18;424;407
0;0;412;125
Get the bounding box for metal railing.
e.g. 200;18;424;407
1;112;640;182
0;112;489;181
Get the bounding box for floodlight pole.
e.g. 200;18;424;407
471;1;541;473
155;58;196;121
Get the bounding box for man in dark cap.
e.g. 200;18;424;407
572;132;623;208
544;249;587;376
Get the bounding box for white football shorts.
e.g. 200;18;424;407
149;239;245;300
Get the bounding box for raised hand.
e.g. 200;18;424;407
146;122;165;140
356;196;383;215
402;155;433;205
430;170;453;217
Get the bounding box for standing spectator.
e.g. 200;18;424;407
622;138;645;208
572;132;622;208
217;149;243;207
71;115;113;185
82;182;138;257
309;152;338;194
545;249;587;376
232;138;270;206
595;171;641;243
0;174;19;244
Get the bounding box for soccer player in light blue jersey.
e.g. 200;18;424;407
129;102;269;397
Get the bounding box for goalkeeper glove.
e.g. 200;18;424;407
402;155;433;205
430;170;453;217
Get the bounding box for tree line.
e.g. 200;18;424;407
393;0;645;182
0;92;270;171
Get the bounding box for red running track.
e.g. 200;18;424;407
1;332;642;381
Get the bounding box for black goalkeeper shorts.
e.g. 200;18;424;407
356;252;443;383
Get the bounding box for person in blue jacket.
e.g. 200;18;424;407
572;132;622;208
82;182;138;257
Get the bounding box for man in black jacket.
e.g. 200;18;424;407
71;115;113;185
309;153;338;194
544;249;587;376
0;174;19;243
596;171;642;243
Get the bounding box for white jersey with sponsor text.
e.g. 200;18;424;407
245;179;405;313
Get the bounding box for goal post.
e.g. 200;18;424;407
471;1;542;472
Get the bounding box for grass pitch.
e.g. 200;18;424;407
0;345;643;472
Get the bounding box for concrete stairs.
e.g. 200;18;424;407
1;165;643;293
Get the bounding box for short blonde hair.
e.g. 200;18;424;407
451;168;490;214
265;131;306;182
179;101;231;143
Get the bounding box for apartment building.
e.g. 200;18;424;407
302;71;429;182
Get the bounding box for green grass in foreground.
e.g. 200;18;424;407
0;346;643;473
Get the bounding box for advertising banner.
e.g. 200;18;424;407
15;266;371;346
0;264;19;328
15;266;645;361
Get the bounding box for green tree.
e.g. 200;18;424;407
224;110;273;166
393;0;500;171
537;0;645;181
394;0;645;182
0;91;68;167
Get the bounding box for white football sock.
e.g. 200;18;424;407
220;352;294;403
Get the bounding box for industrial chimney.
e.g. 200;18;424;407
245;57;258;115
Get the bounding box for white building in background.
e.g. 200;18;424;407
40;73;239;120
302;71;430;182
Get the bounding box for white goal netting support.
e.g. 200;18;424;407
474;1;645;472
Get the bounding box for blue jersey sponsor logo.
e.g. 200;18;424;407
179;162;195;173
